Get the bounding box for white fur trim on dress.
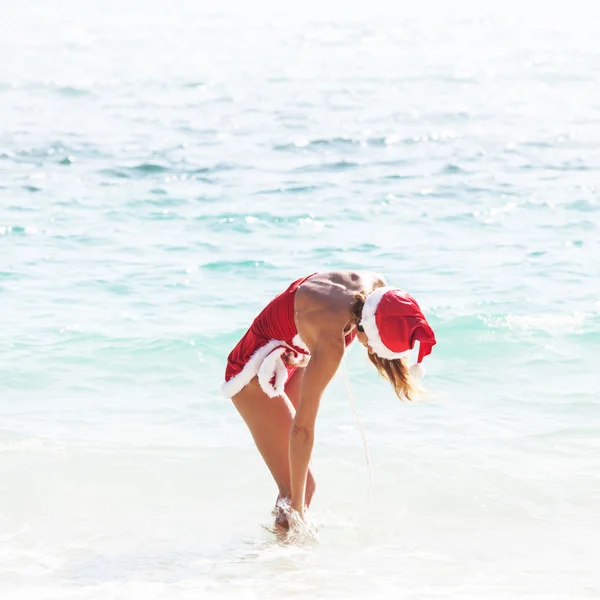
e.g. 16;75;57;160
221;338;311;399
221;339;286;398
360;286;411;360
292;333;309;354
258;346;289;398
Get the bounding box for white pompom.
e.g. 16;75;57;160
410;362;425;380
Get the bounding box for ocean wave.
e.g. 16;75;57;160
294;160;360;173
274;137;361;151
566;199;599;212
482;313;588;335
273;132;461;154
200;260;276;272
255;184;326;195
0;224;43;236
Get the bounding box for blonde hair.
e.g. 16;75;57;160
367;352;419;401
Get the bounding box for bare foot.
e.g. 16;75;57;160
274;522;288;535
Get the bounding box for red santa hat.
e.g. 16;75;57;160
359;286;436;379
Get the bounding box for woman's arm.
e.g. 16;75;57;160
288;278;357;518
289;334;345;516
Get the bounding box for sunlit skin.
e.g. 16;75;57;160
285;323;372;361
231;270;386;531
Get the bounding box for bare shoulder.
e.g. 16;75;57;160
298;270;387;303
293;270;387;349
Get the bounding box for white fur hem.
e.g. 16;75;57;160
221;339;310;399
257;346;288;398
292;333;309;353
360;286;411;360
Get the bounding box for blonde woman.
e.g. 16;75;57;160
222;271;436;530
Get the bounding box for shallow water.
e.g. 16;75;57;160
1;3;600;598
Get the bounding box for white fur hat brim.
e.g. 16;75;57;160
359;287;411;360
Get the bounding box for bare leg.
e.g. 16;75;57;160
284;366;306;411
231;370;315;530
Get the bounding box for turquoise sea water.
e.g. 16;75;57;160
1;3;600;598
